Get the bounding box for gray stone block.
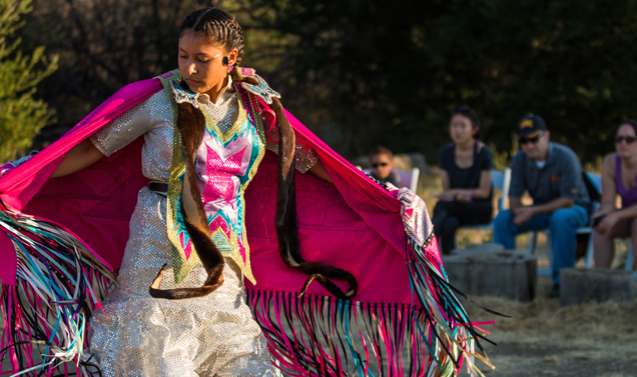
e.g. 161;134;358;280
560;268;634;306
442;243;537;302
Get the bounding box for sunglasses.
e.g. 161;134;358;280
518;134;541;145
371;162;389;168
615;135;637;144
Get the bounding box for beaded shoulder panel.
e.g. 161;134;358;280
238;69;281;105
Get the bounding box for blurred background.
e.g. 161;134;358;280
3;0;637;167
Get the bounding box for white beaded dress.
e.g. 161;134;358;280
86;75;316;377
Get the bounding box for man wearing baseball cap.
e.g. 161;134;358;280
493;115;591;298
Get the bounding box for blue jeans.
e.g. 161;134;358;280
493;205;588;284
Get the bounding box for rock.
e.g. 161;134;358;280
559;268;634;306
442;244;537;302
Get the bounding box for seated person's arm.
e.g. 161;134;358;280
594;154;617;217
509;197;523;213
508;156;526;214
438;169;459;201
528;197;575;216
472;170;492;200
51;139;105;179
470;144;493;200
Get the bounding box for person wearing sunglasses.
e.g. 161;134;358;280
432;106;493;254
369;146;401;187
493;114;592;298
593;120;637;268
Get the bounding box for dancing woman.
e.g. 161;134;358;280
0;8;498;377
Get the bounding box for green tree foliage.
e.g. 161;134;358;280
15;0;637;163
0;0;57;163
244;0;637;162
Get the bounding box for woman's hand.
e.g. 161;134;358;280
595;211;619;235
437;190;457;202
455;190;472;203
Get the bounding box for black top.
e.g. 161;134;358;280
439;142;494;200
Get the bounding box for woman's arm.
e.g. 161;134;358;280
471;170;492;200
50;139;105;178
438;169;458;201
595;154;618;216
308;160;332;183
440;169;451;192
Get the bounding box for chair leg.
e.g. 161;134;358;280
528;232;537;255
625;245;634;271
584;231;594;268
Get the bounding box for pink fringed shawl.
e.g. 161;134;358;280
0;72;489;376
0;75;438;303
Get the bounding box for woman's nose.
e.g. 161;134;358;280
188;62;197;75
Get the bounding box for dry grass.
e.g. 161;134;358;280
461;277;637;377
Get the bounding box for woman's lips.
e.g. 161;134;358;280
186;79;200;85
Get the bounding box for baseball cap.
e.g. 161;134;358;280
517;115;546;138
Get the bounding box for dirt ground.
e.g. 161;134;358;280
463;276;637;377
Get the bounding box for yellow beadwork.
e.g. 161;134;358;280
159;69;263;285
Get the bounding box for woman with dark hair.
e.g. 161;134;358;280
433;106;493;254
593;120;637;268
0;8;497;377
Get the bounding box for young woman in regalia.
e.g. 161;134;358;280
0;8;500;377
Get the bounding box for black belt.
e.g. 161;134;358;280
149;181;168;196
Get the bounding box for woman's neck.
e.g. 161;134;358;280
455;138;475;152
621;153;637;169
205;76;229;104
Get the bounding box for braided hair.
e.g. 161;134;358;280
180;8;244;67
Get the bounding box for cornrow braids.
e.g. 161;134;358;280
180;8;244;66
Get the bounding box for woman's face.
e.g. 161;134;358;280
178;30;237;96
615;124;637;158
449;114;476;144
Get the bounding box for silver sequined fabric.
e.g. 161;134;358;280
88;90;276;376
265;127;319;173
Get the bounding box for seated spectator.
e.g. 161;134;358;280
593;120;637;268
369;146;401;187
432;106;493;255
493;115;591;298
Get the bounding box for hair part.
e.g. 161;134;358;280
180;8;244;66
369;145;393;160
450;106;481;139
619;119;637;136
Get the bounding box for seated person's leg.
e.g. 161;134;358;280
440;216;460;254
494;209;552;250
452;201;492;226
631;219;637;268
432;201;450;232
493;210;516;249
548;206;588;284
593;219;630;268
433;201;450;250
